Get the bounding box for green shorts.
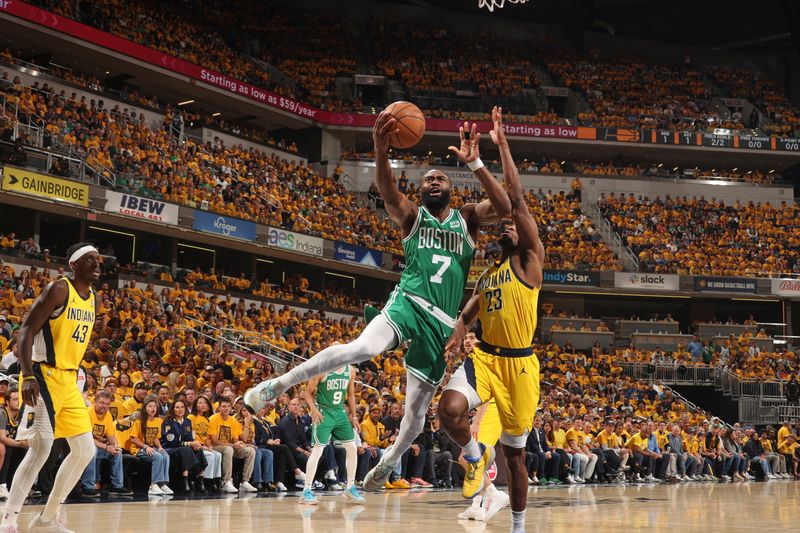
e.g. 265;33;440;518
380;288;453;387
312;407;354;446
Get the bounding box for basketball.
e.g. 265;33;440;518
383;101;426;149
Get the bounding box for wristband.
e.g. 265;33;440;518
20;375;36;383
467;158;484;172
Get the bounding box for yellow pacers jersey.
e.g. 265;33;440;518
476;257;539;349
32;278;95;370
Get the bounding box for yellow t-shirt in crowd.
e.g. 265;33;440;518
626;432;648;452
208;413;242;444
88;406;115;443
129;417;162;454
189;414;210;444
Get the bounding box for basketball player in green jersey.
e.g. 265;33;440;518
299;365;363;504
246;107;512;490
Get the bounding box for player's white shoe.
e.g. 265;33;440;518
28;513;74;533
244;379;284;413
482;490;510;522
364;448;397;491
458;504;486;521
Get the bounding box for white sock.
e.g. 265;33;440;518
381;372;437;466
42;433;95;521
304;446;325;490
463;438;482;460
511;510;527;533
485;483;498;495
471;496;483;510
343;441;358;488
278;316;396;389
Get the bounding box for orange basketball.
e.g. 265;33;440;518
384;101;426;149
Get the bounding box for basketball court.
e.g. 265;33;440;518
13;481;799;532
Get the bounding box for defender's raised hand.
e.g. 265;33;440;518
448;121;481;164
489;106;508;146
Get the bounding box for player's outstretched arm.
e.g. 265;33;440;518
17;278;68;407
373;111;418;236
491;106;545;266
348;367;359;429
303;375;324;424
450;121;511;225
444;284;481;356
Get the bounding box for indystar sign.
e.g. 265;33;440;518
542;270;600;287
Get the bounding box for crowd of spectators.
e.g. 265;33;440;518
598;193;800;277
13;0;800;138
0;260;800;499
707;66;800;137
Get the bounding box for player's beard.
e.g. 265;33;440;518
421;189;451;212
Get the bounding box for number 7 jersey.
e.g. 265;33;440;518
33;278;96;370
398;206;475;319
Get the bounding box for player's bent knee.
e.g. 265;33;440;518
438;391;470;422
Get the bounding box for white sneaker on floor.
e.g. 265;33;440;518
575;476;585;484
275;482;288;492
566;474;576;484
159;484;174;495
27;513;73;533
239;481;258;493
148;484;164;496
0;484;8;500
458;505;485;521
483;490;510;522
221;481;238;493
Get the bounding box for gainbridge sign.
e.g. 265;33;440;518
1;166;88;206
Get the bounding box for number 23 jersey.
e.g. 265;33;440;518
476;256;539;349
33;277;95;370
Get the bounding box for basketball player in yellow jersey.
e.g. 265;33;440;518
439;107;544;533
1;243;100;533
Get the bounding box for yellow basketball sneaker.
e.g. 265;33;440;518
462;443;495;499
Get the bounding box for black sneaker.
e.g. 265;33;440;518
108;486;134;496
81;489;101;498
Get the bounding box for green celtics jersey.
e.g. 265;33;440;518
316;366;350;410
398;206;475;318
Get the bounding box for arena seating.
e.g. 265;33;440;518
23;1;800;133
598;193;800;277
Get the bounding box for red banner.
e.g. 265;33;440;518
0;0;581;139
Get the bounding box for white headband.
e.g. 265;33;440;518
69;245;98;264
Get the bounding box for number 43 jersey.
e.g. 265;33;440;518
398;206;475;319
33;277;95;370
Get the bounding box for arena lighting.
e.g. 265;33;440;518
554;290;691;299
732;167;738;171
177;99;195;106
769;169;775;173
256;258;274;264
672;167;679;171
731;298;780;303
657;163;663;168
212;112;221;117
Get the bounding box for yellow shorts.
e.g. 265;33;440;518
18;363;91;440
447;346;539;445
476;400;502;446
